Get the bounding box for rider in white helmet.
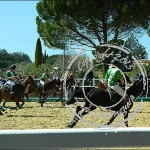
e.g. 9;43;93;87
50;67;59;80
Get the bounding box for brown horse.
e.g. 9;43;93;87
24;77;62;107
0;76;35;112
24;74;76;107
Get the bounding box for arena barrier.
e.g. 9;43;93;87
0;127;150;149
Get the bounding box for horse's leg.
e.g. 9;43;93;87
105;111;119;126
123;110;129;127
19;97;25;108
67;104;96;128
39;94;42;103
0;98;6;114
41;94;45;107
66;105;83;128
24;93;29;100
2;100;6;107
16;101;20;110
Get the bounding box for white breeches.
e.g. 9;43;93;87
109;84;126;97
6;80;15;86
40;80;45;86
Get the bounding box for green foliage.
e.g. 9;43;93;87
36;0;150;50
46;54;61;66
42;50;48;64
143;62;150;79
0;48;31;71
10;52;31;63
125;36;148;59
35;38;43;67
147;28;150;37
21;62;61;78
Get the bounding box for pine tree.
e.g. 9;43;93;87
35;38;42;67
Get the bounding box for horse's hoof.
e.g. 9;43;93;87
65;124;73;128
65;121;77;128
104;123;109;126
1;107;6;112
61;102;66;106
0;110;5;115
16;107;19;111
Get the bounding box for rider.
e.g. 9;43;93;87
5;64;17;98
50;67;61;96
50;67;59;81
104;59;135;101
40;69;50;93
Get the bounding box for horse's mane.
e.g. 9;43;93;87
21;75;37;87
127;79;143;97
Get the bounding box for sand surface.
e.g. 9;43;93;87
0;101;150;129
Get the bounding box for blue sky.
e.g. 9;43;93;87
0;1;150;62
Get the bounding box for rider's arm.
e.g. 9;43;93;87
104;70;109;89
116;70;124;85
120;78;125;85
103;79;108;89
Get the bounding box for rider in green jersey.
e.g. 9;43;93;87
104;60;133;100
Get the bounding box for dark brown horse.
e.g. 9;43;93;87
24;74;76;107
0;76;35;112
24;77;62;107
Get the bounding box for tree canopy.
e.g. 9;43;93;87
125;36;148;59
0;48;31;70
36;0;150;50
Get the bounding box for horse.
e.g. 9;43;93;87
66;77;144;128
24;74;76;107
0;76;35;113
65;73;131;105
24;77;62;107
62;73;76;100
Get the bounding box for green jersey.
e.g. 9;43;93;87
105;66;122;86
40;73;49;82
6;70;17;81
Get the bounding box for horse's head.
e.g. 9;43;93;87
22;76;37;94
127;78;145;98
66;74;76;87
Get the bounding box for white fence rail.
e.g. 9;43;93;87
0;128;150;149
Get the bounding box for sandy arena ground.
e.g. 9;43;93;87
0;101;150;129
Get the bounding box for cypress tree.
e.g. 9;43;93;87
35;38;42;67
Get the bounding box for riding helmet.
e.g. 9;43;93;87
11;64;17;69
54;67;58;70
110;59;118;66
